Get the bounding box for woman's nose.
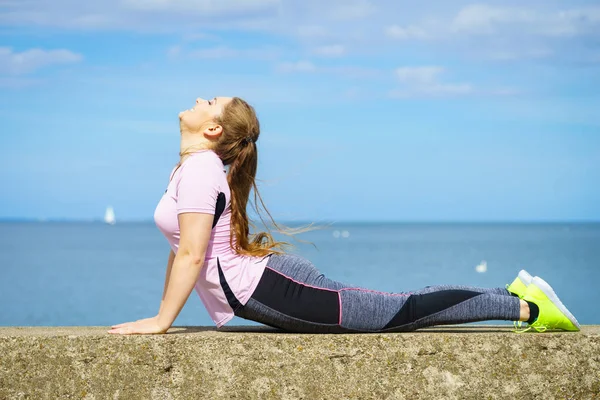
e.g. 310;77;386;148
196;98;204;104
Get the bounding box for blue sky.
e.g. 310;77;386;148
0;0;599;222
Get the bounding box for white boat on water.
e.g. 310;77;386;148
104;206;116;225
475;260;487;273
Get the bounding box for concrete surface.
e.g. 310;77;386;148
0;325;599;399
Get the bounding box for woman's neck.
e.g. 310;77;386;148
179;132;211;163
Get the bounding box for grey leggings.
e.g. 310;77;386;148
232;254;521;333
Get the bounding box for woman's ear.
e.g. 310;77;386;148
203;124;223;139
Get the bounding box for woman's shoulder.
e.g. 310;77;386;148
181;150;224;172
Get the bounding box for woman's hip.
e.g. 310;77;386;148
259;253;350;291
247;254;343;325
238;253;408;332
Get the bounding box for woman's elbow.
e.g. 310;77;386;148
176;248;205;267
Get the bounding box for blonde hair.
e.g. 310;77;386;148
209;97;311;257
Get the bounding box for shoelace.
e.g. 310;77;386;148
513;321;548;333
513;321;522;330
505;283;549;333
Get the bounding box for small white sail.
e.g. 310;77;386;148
475;260;487;273
104;206;116;225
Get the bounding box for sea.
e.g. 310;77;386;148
1;222;598;328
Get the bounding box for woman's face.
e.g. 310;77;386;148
179;96;232;132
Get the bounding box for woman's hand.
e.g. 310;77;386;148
107;315;169;335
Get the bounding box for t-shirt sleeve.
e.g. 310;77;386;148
176;155;220;215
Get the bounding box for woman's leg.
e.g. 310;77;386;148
234;253;360;333
414;284;512;296
376;290;521;332
234;254;522;333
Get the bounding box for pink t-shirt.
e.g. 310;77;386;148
153;149;268;327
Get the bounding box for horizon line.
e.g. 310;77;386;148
1;218;599;225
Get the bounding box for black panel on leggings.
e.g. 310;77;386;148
212;192;226;228
217;258;243;312
250;267;339;324
382;290;482;330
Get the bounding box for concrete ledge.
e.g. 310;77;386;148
1;326;599;400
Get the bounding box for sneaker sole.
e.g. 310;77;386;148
532;277;581;331
518;269;533;286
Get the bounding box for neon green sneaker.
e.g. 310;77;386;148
517;276;581;333
506;269;533;298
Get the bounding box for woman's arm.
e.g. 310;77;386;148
156;212;214;331
158;250;176;315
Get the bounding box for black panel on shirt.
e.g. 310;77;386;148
212;192;226;229
217;257;243;312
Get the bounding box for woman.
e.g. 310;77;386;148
108;97;580;335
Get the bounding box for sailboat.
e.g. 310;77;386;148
104;206;116;225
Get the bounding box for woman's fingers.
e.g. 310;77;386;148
108;327;129;334
108;316;164;335
111;321;134;328
113;317;152;327
109;321;140;334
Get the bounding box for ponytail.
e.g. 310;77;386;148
214;97;301;257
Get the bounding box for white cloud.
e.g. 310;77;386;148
2;2;599;45
486;48;553;61
390;84;474;98
396;66;444;85
391;66;519;98
188;46;241;59
330;0;376;20
276;60;317;73
296;25;328;38
452;4;600;37
181;32;220;42
168;45;281;60
0;0;381;32
452;4;529;35
122;0;280;14
0;47;82;75
417;83;474;96
1;1;599;68
0;0;281;32
385;25;428;40
392;66;476;98
167;45;182;58
312;45;345;57
275;61;379;78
